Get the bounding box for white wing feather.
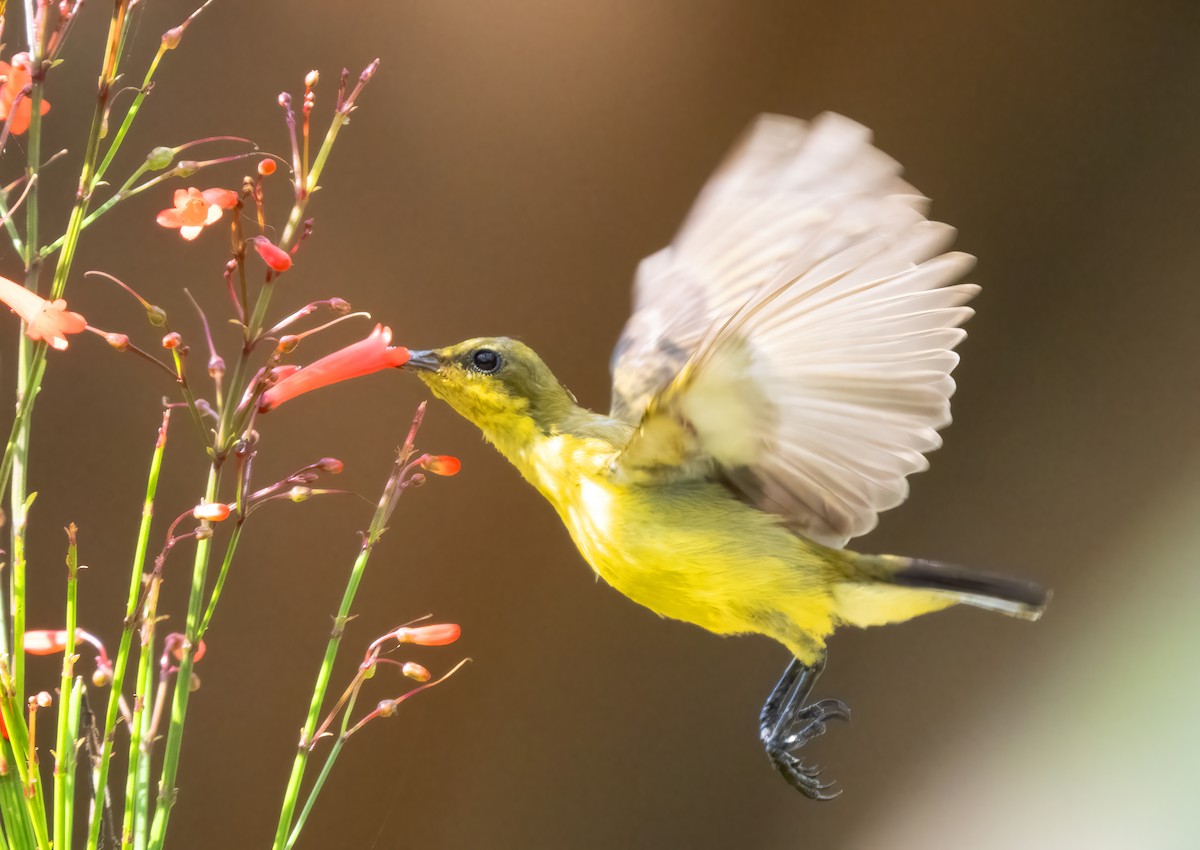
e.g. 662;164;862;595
611;113;976;547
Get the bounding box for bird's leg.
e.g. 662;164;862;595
758;655;850;800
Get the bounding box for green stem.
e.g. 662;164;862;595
123;575;161;850
87;410;170;850
48;1;131;302
93;45;167;185
0;738;36;850
271;538;377;850
197;522;243;640
284;738;344;850
144;463;221;849
38;161;150;259
285;654;367;850
130;658;153;850
10;38;48;708
52;526;80;848
0;187;25;256
271;434;416;850
61;678;84;848
0;674;51;850
245;74;372;342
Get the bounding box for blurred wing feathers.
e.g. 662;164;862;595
611;113;976;546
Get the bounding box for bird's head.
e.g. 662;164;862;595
403;337;580;454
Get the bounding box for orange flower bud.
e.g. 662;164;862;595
421;455;461;477
192;502;231;522
162;332;182;349
258;158;277;176
24;629;70;655
392;624;461;647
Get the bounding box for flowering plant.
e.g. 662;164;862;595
0;2;464;849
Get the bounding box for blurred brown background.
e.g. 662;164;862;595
13;0;1200;847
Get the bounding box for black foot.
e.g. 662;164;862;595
759;658;851;800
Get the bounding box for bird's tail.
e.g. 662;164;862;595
862;554;1050;621
839;554;1050;624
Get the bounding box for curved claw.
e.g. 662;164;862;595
758;657;849;799
768;749;842;800
778;699;851;751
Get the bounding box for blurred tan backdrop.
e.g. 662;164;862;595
13;0;1200;847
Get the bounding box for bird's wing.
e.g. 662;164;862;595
610;113;976;547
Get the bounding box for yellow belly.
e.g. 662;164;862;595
554;475;842;661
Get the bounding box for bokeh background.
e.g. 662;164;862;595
11;0;1200;847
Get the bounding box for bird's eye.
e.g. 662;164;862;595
471;348;501;373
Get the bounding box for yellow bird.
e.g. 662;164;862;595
402;113;1048;797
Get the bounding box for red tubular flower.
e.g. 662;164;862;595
392;624;461;646
156;188;238;240
0;275;86;350
259;324;410;412
421;455;461;477
24;629;70;655
0;54;50;135
251;236;292;272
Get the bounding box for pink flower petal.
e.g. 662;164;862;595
202;188;239;209
156;209;185;228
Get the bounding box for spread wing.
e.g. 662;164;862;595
609;113;976;547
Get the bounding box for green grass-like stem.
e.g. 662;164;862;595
52;525;81;847
86;410;170;850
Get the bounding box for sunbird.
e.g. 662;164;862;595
401;113;1049;798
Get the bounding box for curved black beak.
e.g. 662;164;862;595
404;349;440;373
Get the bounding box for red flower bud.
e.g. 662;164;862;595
251;236;292;272
421;455;461;477
258;158;277;176
319;458;344;474
392;623;461;647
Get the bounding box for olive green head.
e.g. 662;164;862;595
403;337;579;448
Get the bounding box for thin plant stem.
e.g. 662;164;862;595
86;410;170;850
52;525;81;848
0;663;51;849
9;0;132;701
271;404;423;850
245;60;378;341
0;738;36;849
284;738;344;850
197;521;243;639
124;574;162;850
144;463;221;849
60;677;84;849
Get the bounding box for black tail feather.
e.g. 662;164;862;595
889;558;1050;621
